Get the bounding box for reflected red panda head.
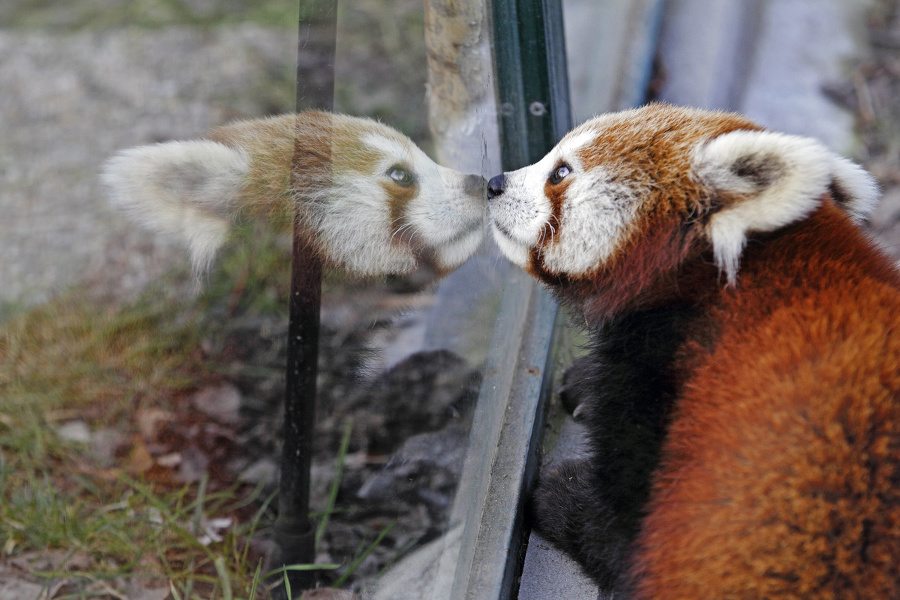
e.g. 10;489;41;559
103;112;487;278
487;104;878;321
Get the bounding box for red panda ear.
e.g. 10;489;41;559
691;130;878;284
827;154;880;222
102;140;248;278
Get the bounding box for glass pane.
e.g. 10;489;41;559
1;1;537;599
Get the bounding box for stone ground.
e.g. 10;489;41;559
0;23;298;309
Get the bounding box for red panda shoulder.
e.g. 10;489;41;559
629;203;900;599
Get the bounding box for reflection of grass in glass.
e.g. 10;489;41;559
333;521;398;589
0;226;298;596
5;0;303;30
0;221;408;595
0;224;289;427
316;417;354;551
0;461;281;598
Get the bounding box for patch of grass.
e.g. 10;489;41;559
0;225;306;597
3;0;304;31
0;456;279;597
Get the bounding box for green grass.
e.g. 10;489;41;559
0;459;277;598
0;222;401;597
3;0;303;31
0;226;307;598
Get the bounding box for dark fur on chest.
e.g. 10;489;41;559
529;305;694;592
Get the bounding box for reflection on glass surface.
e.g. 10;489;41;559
0;1;513;598
312;2;506;597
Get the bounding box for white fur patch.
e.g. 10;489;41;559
358;131;485;271
696;130;833;284
541;168;640;275
101;140;248;275
296;129;485;275
828;155;879;222
489;127;601;271
312;171;416;275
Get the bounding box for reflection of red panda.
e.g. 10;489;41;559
487;104;900;599
102;112;486;277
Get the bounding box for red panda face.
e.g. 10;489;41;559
104;112;487;279
329;124;487;275
488;104;878;320
272;112;488;277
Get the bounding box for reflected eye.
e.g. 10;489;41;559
388;165;416;187
549;163;571;185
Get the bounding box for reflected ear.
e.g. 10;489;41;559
102;140;249;276
692;130;878;283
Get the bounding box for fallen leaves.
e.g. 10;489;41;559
0;550;170;600
58;382;248;492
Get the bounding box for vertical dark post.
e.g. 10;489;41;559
487;0;572;596
490;0;572;169
273;0;337;594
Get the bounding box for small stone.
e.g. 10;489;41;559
239;458;279;486
56;420;91;444
191;383;242;424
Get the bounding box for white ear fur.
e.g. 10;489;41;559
101;140;249;276
828;154;880;222
694;130;877;284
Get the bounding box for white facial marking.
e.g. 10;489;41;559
314;169;415;275
489;128;598;266
541;169;640;275
313;130;484;275
489;124;642;276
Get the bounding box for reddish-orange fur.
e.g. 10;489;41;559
530;106;766;321
491;104;897;596
631;201;900;599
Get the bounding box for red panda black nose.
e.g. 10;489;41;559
487;174;506;199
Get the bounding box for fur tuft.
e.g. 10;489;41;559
694;130;832;284
101;140;249;276
828;154;880;222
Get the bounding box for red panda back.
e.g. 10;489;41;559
630;204;900;599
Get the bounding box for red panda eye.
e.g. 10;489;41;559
388;166;416;187
549;164;571;185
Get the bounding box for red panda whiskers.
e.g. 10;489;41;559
390;220;417;246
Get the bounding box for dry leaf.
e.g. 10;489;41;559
136;409;174;442
127;436;155;474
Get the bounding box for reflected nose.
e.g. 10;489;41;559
486;174;506;199
464;174;487;198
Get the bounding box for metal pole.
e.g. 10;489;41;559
273;0;337;594
490;0;572;169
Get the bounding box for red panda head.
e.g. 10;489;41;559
284;112;488;276
103;112;487;279
487;104;878;321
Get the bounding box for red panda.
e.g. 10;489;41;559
486;103;900;599
102;112;486;278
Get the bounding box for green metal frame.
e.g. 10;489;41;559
443;1;574;597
